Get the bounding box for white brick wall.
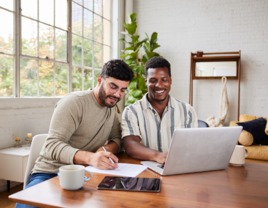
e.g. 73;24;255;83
0;98;59;191
133;0;268;124
0;98;59;149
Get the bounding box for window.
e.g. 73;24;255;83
71;0;111;91
20;0;68;97
0;0;111;97
0;1;14;97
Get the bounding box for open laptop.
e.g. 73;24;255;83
141;126;242;176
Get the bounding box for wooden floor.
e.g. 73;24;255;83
0;184;23;208
0;159;267;208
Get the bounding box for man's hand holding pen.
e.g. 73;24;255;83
90;150;118;170
74;145;119;170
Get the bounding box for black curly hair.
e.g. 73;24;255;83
144;57;171;77
100;59;134;82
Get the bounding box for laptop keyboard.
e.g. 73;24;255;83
157;163;165;169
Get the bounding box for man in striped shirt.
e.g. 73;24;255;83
121;57;198;164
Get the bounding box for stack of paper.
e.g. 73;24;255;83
85;163;147;177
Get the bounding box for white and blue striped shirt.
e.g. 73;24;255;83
121;93;198;152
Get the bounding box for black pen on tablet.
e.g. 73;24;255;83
102;146;115;164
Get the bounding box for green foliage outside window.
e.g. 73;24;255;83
0;20;103;97
0;55;13;96
71;18;102;92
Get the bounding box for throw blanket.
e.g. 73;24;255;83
206;77;229;127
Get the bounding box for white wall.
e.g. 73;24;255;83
133;0;268;124
0;98;59;149
0;98;59;191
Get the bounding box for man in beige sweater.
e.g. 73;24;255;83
16;59;134;208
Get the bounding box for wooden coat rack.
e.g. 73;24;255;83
189;51;241;121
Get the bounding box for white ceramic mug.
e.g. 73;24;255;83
229;145;249;166
58;165;92;190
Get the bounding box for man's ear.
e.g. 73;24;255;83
170;76;172;84
96;75;102;86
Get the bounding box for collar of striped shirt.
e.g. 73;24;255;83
141;93;174;111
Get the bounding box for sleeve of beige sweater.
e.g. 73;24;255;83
41;95;82;164
108;114;122;152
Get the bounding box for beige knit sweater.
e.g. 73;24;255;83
32;90;121;174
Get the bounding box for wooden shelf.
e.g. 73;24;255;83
189;51;241;120
193;56;240;61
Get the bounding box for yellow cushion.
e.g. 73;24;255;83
230;115;268;161
266;121;268;135
238;130;254;145
229;121;239;126
239;114;267;122
244;145;268;160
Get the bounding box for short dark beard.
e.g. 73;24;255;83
152;94;168;102
151;89;168;102
98;82;120;108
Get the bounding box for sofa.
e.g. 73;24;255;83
230;114;268;161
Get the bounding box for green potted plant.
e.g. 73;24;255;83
119;13;161;106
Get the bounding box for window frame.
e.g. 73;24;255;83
19;0;69;97
0;0;113;98
0;2;17;96
71;0;112;91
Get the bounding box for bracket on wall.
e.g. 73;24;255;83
189;51;241;121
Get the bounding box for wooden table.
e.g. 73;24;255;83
9;153;268;208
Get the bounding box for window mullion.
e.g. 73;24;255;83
53;0;56;96
82;3;84;91
101;19;103;67
20;15;69;32
92;0;95;88
37;0;40;97
68;0;72;93
14;0;21;97
101;0;103;67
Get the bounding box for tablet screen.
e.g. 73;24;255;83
97;176;161;192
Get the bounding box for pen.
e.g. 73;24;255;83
102;146;115;164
